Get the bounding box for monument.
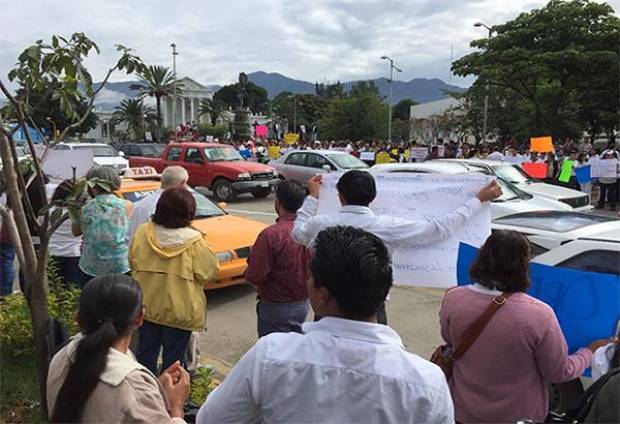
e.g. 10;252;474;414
232;72;252;140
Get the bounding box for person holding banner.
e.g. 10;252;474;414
595;152;619;210
439;230;609;424
292;170;502;324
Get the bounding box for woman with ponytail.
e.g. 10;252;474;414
47;274;190;423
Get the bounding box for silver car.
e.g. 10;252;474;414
272;150;368;184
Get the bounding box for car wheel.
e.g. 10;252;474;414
548;379;584;413
213;180;235;202
251;187;272;198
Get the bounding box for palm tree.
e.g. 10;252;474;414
110;99;157;141
130;65;181;140
198;98;225;126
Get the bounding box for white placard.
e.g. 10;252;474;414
360;151;375;161
41;149;94;180
409;147;428;160
590;159;618;178
503;155;526;165
317;173;492;287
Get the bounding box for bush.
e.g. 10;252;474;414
196;123;228;139
190;366;218;404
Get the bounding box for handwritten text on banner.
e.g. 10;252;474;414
317;172;492;287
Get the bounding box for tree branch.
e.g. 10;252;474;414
0;205;26;272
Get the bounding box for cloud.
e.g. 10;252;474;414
1;0;618;92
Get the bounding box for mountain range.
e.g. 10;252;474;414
90;71;465;110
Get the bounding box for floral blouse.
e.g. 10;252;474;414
79;194;130;276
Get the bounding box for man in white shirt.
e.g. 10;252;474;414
197;226;455;424
128;166;188;239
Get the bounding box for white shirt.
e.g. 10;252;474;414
196;317;454;424
292;196;483;251
128;190;162;240
49;210;82;257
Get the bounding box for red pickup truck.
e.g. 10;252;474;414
129;142;279;201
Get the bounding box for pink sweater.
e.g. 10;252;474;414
440;285;592;423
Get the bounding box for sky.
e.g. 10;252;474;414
1;0;619;90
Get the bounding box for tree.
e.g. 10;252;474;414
393;98;417;121
315;81;345;100
452;0;620;142
0;33;144;416
130;65;180;141
110;98;157;141
198;98;225;125
213;82;269;114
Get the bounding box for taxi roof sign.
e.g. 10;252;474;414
124;167;161;180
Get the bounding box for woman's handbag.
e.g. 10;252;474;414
431;292;513;380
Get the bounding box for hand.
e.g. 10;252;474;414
587;338;613;353
307;175;323;199
477;180;502;202
160;361;190;418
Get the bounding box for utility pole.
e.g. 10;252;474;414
171;43;178;132
381;56;402;143
473;23;494;145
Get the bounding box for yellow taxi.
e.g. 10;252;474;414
116;172;268;290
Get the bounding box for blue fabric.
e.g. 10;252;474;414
137;320;191;375
575;165;591;184
457;242;620;355
256;300;310;337
0;242;16;295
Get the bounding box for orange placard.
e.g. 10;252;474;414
529;136;554;153
522;162;548;179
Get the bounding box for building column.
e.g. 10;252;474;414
190;97;196;123
181;97;186;124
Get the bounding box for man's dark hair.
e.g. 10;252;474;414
310;226;392;320
470;230;531;292
275;180;306;213
336;170;376;206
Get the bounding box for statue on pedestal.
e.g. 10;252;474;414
232;72;252;140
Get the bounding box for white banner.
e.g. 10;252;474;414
359;151;375;161
409;147;428;160
590;159;618;178
41;149;94;180
317;173;492;287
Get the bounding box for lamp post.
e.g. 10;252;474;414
46;117;57;141
287;94;298;134
381;56;402;143
473;22;493;145
171;43;178;132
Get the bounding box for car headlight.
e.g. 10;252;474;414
216;251;233;263
237;172;251;181
272;169;279;176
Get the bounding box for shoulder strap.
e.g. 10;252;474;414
450;292;514;361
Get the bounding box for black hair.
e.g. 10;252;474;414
51;275;143;423
310;226;392;320
275;180;306;213
336;170;376;206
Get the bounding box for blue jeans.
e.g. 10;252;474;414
256;299;309;338
0;242;16;295
137;320;191;375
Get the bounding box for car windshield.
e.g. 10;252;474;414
140;145;165;157
191;188;225;218
325;153;368;169
74;145;118;157
493;211;613;232
203;147;242;162
495;178;524;202
493;164;531;183
15;146;26;157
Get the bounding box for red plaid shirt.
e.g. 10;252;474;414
245;214;311;303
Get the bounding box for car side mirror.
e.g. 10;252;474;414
322;164;331;172
218;201;228;210
118;151;125;157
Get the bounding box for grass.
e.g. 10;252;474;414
0;348;46;423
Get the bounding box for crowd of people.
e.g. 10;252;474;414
1;154;618;422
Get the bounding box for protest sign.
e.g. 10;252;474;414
457;243;620;355
255;125;268;137
558;160;574;183
359;151;375;162
522;162;548;179
374;152;391;164
530;136;554;153
317;173;492;287
575;165;591;184
410;147;428;161
590;159;618;178
41;148;94;180
284;133;299;145
503;155;526;165
205;135;214;142
268;145;281;159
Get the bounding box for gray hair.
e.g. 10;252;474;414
85;166;121;191
161;166;189;189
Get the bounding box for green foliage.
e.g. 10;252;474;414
197;123;228;139
214;82;269;114
393;99;417;121
190;366;217;404
272;92;324;131
0;351;42;423
315;81;345;100
198;98;226;126
452;0;620;141
111;99;157;141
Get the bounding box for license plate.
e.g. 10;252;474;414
260;183;269;187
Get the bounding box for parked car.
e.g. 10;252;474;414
128;142;279;201
492;211;620;274
272;150;368;184
53;142;129;175
371;162;573;219
111;143;165;158
437;159;593;211
117;177;268;290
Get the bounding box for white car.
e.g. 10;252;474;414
53;143;129;174
371;162;573;219
272;150;368;184
436;159;593;212
492;211;620;275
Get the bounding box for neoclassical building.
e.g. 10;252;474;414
161;77;215;128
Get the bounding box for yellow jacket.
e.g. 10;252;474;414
129;222;218;331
